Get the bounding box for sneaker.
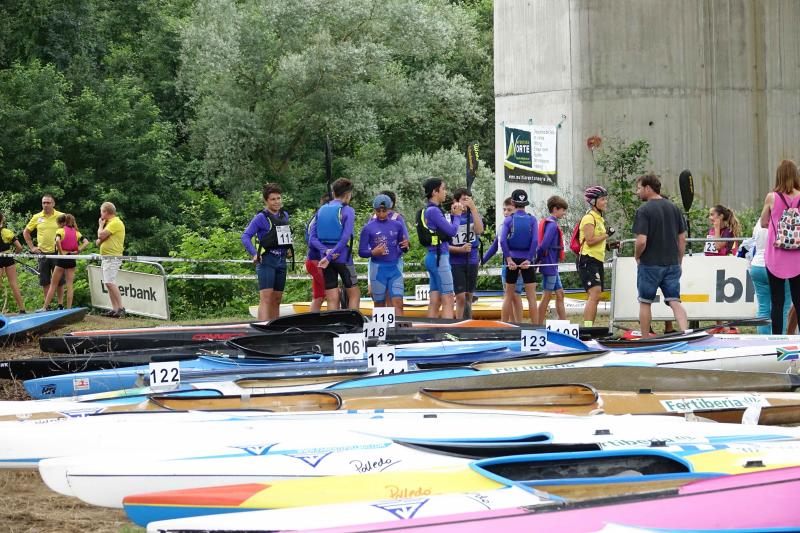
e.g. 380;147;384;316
57;304;64;310
18;310;26;314
35;308;48;313
116;308;126;318
101;309;116;317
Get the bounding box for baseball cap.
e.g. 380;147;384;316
511;189;530;207
373;194;392;209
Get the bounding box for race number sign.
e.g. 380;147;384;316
333;333;366;361
276;225;293;245
521;329;547;350
148;361;180;392
371;307;396;327
415;284;430;301
546;320;580;338
367;346;408;375
451;223;475;246
363;322;388;340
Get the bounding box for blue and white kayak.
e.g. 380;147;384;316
0;308;88;343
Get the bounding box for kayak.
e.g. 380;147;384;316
120;440;800;525
284;297;611;319
318;465;800;532
142;385;800;425
144;486;548;533
0;308;87;344
7;408;800;470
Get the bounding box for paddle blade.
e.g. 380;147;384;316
679;169;694;211
466;142;479;190
325;135;333;195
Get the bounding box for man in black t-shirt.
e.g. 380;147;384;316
632;174;689;334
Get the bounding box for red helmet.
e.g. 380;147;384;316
584;185;608;205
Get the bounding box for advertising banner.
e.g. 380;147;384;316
503;124;557;185
611;255;756;321
88;265;169;319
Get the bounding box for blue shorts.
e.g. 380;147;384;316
637;264;682;304
425;251;454;295
501;265;524;295
541;273;563;292
256;253;287;291
370;261;404;302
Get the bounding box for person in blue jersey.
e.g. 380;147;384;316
419;178;463;319
448;188;484;319
359;194;410;315
305;193;331;312
500;189;538;324
241;183;293;320
367;190;407;315
535;195;568;323
482;197;524;322
309;178;360;310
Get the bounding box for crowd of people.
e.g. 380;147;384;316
0;194;126;317
4;162;799;334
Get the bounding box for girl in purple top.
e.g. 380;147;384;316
759;159;800;333
241;183;291;320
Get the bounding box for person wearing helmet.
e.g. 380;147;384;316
578;185;614;327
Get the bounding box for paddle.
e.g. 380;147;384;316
679;169;694;251
14;259;39;276
464;142;479;319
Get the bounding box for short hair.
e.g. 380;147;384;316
452;187;470;202
503;197;514;206
379;190;397;208
42;193;55;202
331;178;353;198
637;173;661;194
262;183;282;200
101;202;116;215
423;178;443;199
547;195;568;212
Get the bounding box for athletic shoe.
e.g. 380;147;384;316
101;309;117;317
18;310;26;314
57;304;64;310
34;308;48;313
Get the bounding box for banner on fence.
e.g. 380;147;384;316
611;255;756;321
88;266;169;319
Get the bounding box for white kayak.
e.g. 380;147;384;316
144;485;547;533
30;409;800;506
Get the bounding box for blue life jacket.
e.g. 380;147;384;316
507;212;533;251
316;203;344;245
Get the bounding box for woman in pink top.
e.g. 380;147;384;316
704;204;740;256
40;214;89;311
759;159;800;333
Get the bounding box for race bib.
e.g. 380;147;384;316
704;241;717;254
451;223;475;246
276;225;293;245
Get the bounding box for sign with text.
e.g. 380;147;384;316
504;124;557;186
415;284;430;301
611;256;757;321
545;320;580;338
371;307;396;327
333;333;366;361
521;329;547;351
148;361;180;392
88;265;169;319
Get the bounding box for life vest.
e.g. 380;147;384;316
507;212;534;251
538;217;565;261
60;227;79;253
257;209;293;253
415;206;451;247
316;203;344;245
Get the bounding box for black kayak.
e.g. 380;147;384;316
39;310;367;353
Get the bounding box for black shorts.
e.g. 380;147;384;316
323;262;358;290
578;255;604;290
0;257;14;268
38;257;66;287
55;258;77;270
451;263;478;294
505;258;537;285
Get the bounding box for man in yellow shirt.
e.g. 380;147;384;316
95;202;126;318
23;194;65;308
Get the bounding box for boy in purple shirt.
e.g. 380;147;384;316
241;183;292;320
421;178;463;319
309;178;360;310
500;189;538;324
359;194;410;315
448;188;484;319
535;195;568;323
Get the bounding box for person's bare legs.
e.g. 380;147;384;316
667;300;688;331
64;268;76;308
310;296;325;312
390;296;404;318
454;293;466;319
512;293;523;322
3;266;25;312
346;286;360;310
106;282;123;312
268;290;283;319
583;285;602;325
553;288;567;320
503;283;518;322
427;292;442;318
440;293;455;319
639;302;653;337
42;267;65;309
537;292;552;324
524;283;537;324
324;288;340;310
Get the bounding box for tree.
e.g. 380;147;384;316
179;0;487;202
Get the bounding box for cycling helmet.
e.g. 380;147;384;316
584;185;609;205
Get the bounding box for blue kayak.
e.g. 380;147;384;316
0;308;88;343
24;340;533;398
